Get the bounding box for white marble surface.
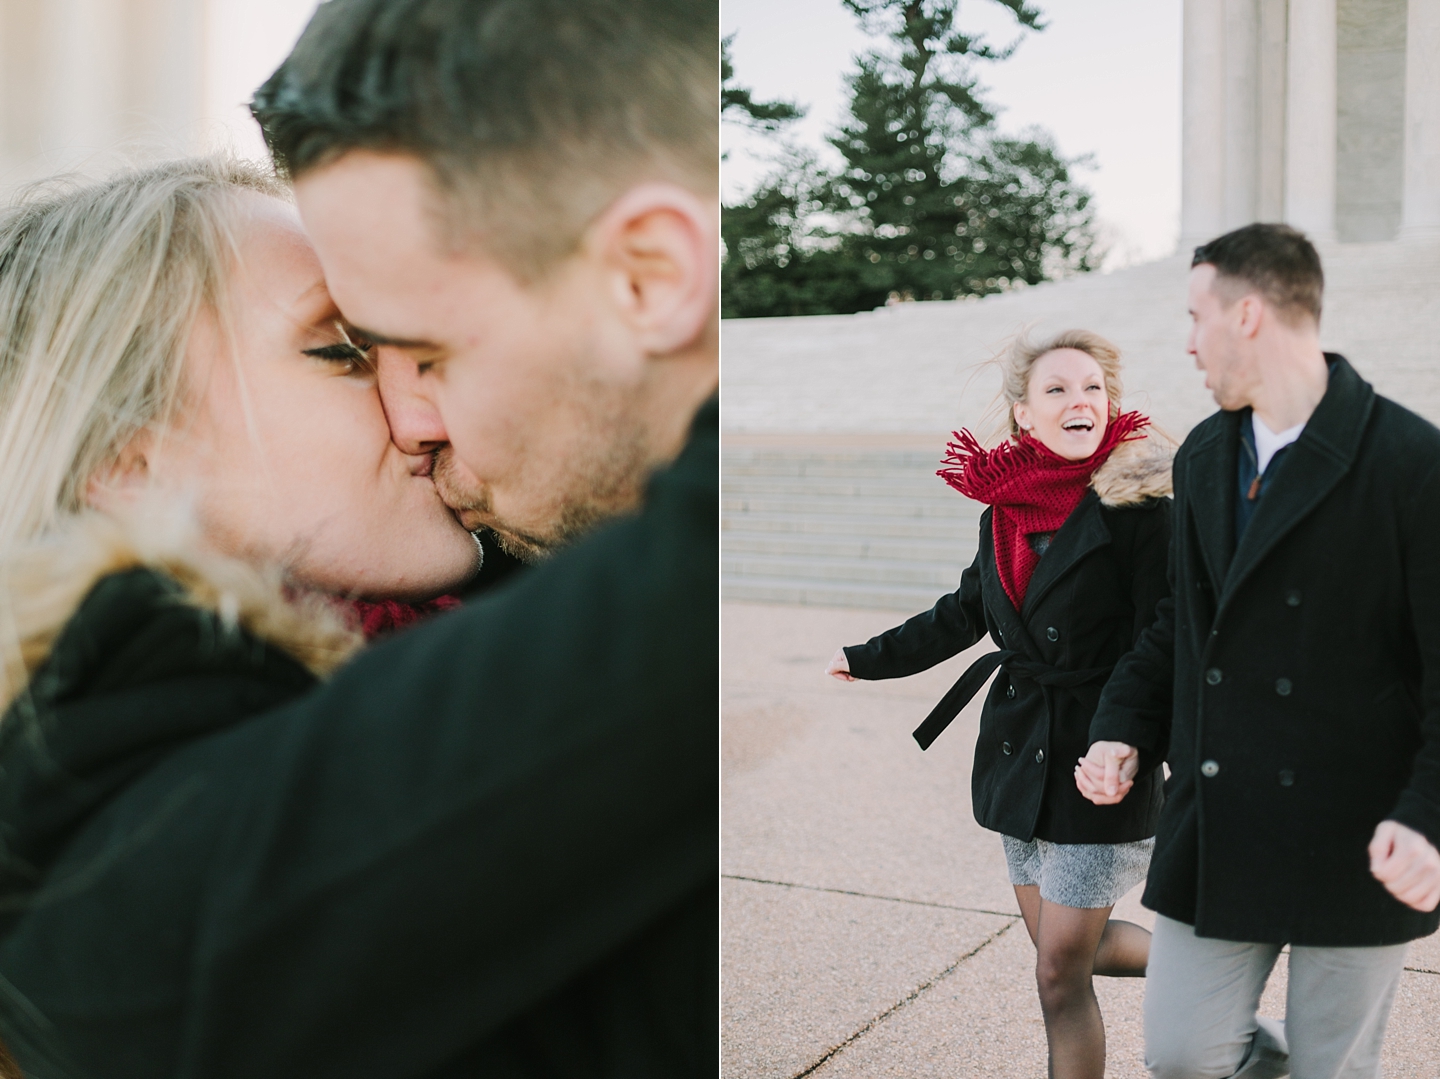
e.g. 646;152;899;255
722;240;1440;439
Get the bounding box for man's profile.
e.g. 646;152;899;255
253;0;718;562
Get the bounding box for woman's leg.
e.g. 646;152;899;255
1093;915;1150;977
1034;899;1113;1079
1014;883;1041;945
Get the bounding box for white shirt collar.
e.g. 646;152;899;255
1252;413;1305;475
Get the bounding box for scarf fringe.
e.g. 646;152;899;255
938;411;1151;502
936;411;1152;609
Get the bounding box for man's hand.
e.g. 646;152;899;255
1075;741;1139;805
1369;820;1440;912
826;648;856;682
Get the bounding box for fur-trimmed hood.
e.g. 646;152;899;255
0;508;363;711
1090;429;1175;507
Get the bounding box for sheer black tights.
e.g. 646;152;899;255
1013;884;1150;1079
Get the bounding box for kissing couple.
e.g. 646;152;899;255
0;2;719;1077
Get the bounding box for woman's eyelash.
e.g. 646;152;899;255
302;342;372;363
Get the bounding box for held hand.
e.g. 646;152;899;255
1074;740;1139;805
826;648;856;682
1369;820;1440;912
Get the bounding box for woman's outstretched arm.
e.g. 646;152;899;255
837;538;988;683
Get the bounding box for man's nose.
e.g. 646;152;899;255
376;350;448;455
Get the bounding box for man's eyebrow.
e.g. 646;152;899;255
348;324;441;350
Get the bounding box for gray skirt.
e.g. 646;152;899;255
1002;834;1154;909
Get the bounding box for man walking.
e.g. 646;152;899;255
1077;223;1440;1078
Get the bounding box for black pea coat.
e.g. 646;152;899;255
845;437;1173;844
1092;357;1440;947
0;403;718;1079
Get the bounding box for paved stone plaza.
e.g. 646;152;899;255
722;601;1440;1078
721;229;1440;1074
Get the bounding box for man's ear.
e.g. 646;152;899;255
588;182;717;355
85;430;154;511
1236;294;1267;339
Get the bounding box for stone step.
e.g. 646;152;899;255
723;456;949;478
722;475;956;499
722;552;962;588
722;531;977;565
723;493;978;519
722;510;975;541
721;574;944;612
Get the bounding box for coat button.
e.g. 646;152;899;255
1206;668;1223;686
1276;678;1292;696
1002;741;1013;755
1035;749;1045;764
1006;684;1016;699
1201;759;1220;777
1046;627;1059;641
1278;769;1295;787
1286;590;1302;607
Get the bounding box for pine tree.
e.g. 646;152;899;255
722;1;1100;318
826;0;1097;308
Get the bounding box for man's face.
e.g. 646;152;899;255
1187;263;1257;411
293;152;653;560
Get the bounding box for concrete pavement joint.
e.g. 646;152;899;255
786;918;1021;1079
1404;966;1439;975
722;874;1019;919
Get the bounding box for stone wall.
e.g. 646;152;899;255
1337;0;1407;241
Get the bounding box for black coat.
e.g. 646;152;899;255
1092;357;1440;946
0;401;718;1079
845;446;1172;845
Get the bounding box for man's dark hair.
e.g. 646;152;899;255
1191;223;1324;324
250;0;717;278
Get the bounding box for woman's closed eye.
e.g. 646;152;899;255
302;323;376;375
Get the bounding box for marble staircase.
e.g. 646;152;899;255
721;240;1440;608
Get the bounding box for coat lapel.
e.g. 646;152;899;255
1021;492;1111;618
1219;356;1375;610
977;514;1040;656
1186;411;1239;593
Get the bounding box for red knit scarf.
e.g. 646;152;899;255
938;411;1149;609
347;595;462;640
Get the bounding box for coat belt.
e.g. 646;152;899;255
912;650;1115;750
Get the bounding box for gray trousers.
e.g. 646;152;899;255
1144;914;1409;1079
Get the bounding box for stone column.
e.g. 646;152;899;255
1284;0;1338;240
1222;0;1259;229
1181;0;1226;247
45;0;127;156
1401;0;1440;240
1256;0;1289;220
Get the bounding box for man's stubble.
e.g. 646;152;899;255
431;395;652;563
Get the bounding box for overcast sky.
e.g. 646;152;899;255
722;0;1183;268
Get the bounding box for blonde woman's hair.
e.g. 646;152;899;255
0;156;290;706
997;328;1124;440
0;156;286;554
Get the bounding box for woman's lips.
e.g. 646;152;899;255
409;452;435;478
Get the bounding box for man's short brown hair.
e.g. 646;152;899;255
250;0;717;280
1192;223;1324;325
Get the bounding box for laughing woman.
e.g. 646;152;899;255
826;330;1173;1079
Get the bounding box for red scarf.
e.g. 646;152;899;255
938;411;1149;609
347;595;462;640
